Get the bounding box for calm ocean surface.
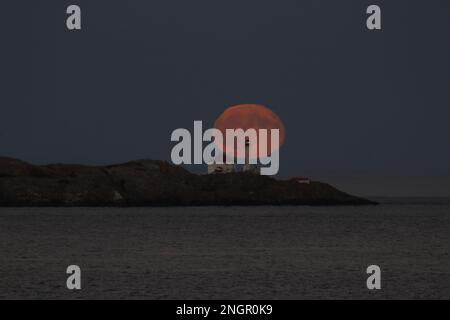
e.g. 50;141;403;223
1;200;449;300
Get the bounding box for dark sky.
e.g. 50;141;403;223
1;0;450;196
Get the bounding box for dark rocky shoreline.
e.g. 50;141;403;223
0;157;376;207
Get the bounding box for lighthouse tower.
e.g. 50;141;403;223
243;138;253;173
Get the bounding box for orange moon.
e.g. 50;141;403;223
214;104;286;158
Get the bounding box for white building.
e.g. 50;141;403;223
208;138;260;174
207;153;236;174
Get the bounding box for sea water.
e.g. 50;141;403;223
0;200;449;299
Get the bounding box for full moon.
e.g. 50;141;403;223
214;104;286;158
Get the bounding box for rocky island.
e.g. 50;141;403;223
0;157;376;206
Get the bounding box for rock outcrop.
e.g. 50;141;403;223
0;157;376;206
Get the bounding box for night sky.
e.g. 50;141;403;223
1;1;450;196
